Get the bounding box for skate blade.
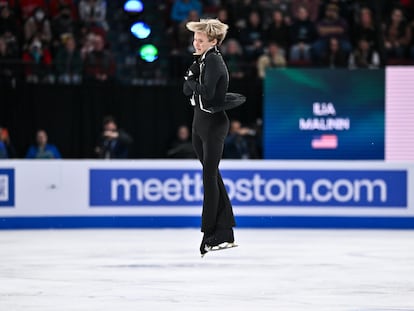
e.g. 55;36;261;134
201;242;238;257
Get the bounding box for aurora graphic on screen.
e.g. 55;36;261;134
263;69;385;159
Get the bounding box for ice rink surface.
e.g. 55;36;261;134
0;228;414;311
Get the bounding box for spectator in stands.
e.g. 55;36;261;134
55;34;82;84
80;31;95;59
349;38;380;69
0;126;16;158
170;0;202;24
259;0;292;25
318;0;350;22
202;0;220;15
223;119;255;159
169;9;199;78
169;0;202;54
399;0;414;20
265;9;290;52
94;115;133;159
319;37;348;68
0;4;19;39
352;7;378;50
226;0;260;24
18;0;47;21
216;7;237;39
216;6;229;25
0;129;8;158
239;10;265;61
257;41;286;78
0;35;18;85
48;0;77;20
312;3;351;61
383;7;410;62
22;36;54;83
83;33;115;83
166;124;196;158
78;0;108;31
221;38;245;79
51;4;78;48
26;129;61;159
0;5;19;59
24;6;52;47
176;9;199;53
289;6;317;63
291;0;320;22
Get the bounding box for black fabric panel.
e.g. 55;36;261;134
0;80;261;158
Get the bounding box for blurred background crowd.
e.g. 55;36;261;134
1;0;413;159
0;0;414;86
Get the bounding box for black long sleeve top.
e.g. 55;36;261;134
183;46;229;114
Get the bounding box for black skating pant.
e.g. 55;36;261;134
192;108;236;233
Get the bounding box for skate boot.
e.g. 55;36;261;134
200;231;214;257
201;228;237;257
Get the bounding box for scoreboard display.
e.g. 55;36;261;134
263;69;385;160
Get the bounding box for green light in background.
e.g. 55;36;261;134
139;44;158;62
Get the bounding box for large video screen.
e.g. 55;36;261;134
263;69;385;159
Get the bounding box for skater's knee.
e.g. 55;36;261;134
203;172;218;180
202;165;219;176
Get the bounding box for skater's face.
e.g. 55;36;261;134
193;31;217;55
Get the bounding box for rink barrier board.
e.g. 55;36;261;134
1;160;414;229
1;216;414;229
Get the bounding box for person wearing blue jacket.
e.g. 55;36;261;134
170;0;202;23
26;129;61;159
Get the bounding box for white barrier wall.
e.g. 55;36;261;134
0;160;413;229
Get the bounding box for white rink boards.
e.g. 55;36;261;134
0;160;413;229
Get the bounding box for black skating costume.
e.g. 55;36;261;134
183;46;236;255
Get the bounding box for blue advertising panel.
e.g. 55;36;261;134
263;69;385;159
90;169;407;208
0;169;14;207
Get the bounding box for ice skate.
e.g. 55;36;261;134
204;241;238;254
201;228;237;257
200;231;214;257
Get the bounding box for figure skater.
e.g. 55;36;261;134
183;18;245;256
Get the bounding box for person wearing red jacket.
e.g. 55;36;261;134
48;0;77;19
18;0;47;20
83;33;115;83
22;36;53;83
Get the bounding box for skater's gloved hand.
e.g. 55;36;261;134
184;61;200;81
184;69;195;81
193;53;202;63
189;61;200;77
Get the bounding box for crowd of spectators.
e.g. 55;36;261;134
1;0;414;159
0;115;134;159
166;0;414;79
1;0;414;86
0;117;263;159
0;0;115;86
1;126;61;159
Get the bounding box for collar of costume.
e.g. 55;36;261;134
200;46;220;61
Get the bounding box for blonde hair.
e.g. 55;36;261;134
186;18;229;45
